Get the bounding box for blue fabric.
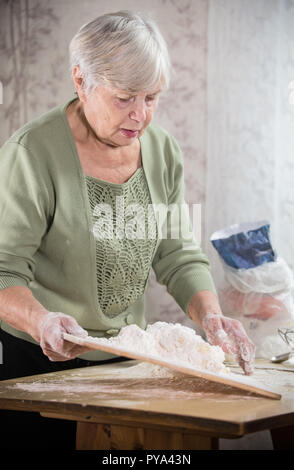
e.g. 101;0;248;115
211;224;276;269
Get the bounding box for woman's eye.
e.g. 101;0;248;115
115;97;133;108
117;96;135;103
146;96;156;104
116;95;157;107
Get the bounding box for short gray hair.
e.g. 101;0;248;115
69;10;171;95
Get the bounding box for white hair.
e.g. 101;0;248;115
69;10;171;95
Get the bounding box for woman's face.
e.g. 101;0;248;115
81;84;162;148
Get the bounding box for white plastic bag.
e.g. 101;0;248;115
211;222;294;358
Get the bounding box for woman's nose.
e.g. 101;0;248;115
129;100;147;122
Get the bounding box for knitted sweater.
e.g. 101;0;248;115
0;97;216;360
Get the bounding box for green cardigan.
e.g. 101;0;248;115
0;97;216;360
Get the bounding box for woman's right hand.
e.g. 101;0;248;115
37;312;90;361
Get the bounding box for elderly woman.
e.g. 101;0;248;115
0;11;255;448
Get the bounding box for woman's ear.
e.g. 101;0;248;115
72;66;87;102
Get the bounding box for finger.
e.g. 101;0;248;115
62;343;79;356
68;345;92;356
202;314;255;373
202;314;238;356
202;314;224;344
240;341;254;362
223;318;255;355
61;317;88;337
219;339;238;357
43;348;70;362
228;329;255;373
234;329;256;365
239;357;255;375
44;344;92;362
53;342;87;358
40;332;64;354
225;345;254;375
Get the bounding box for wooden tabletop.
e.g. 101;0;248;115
0;359;294;439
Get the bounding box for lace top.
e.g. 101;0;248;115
85;167;158;318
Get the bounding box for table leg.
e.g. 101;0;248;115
271;425;294;450
76;422;218;450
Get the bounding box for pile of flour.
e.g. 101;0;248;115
87;321;230;376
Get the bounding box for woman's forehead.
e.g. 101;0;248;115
114;87;162;96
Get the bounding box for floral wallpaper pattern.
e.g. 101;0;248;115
0;1;63;135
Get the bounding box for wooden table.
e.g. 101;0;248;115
0;359;293;450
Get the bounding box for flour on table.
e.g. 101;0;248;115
86;321;230;376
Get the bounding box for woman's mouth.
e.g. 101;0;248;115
120;128;139;138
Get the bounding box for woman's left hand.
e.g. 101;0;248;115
202;313;256;375
38;312;91;361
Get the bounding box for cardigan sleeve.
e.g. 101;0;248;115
151;135;217;314
0;141;52;289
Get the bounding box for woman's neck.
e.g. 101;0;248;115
66;99;141;169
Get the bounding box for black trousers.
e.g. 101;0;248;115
0;328;128;449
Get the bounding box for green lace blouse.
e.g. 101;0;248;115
85;167;157;319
